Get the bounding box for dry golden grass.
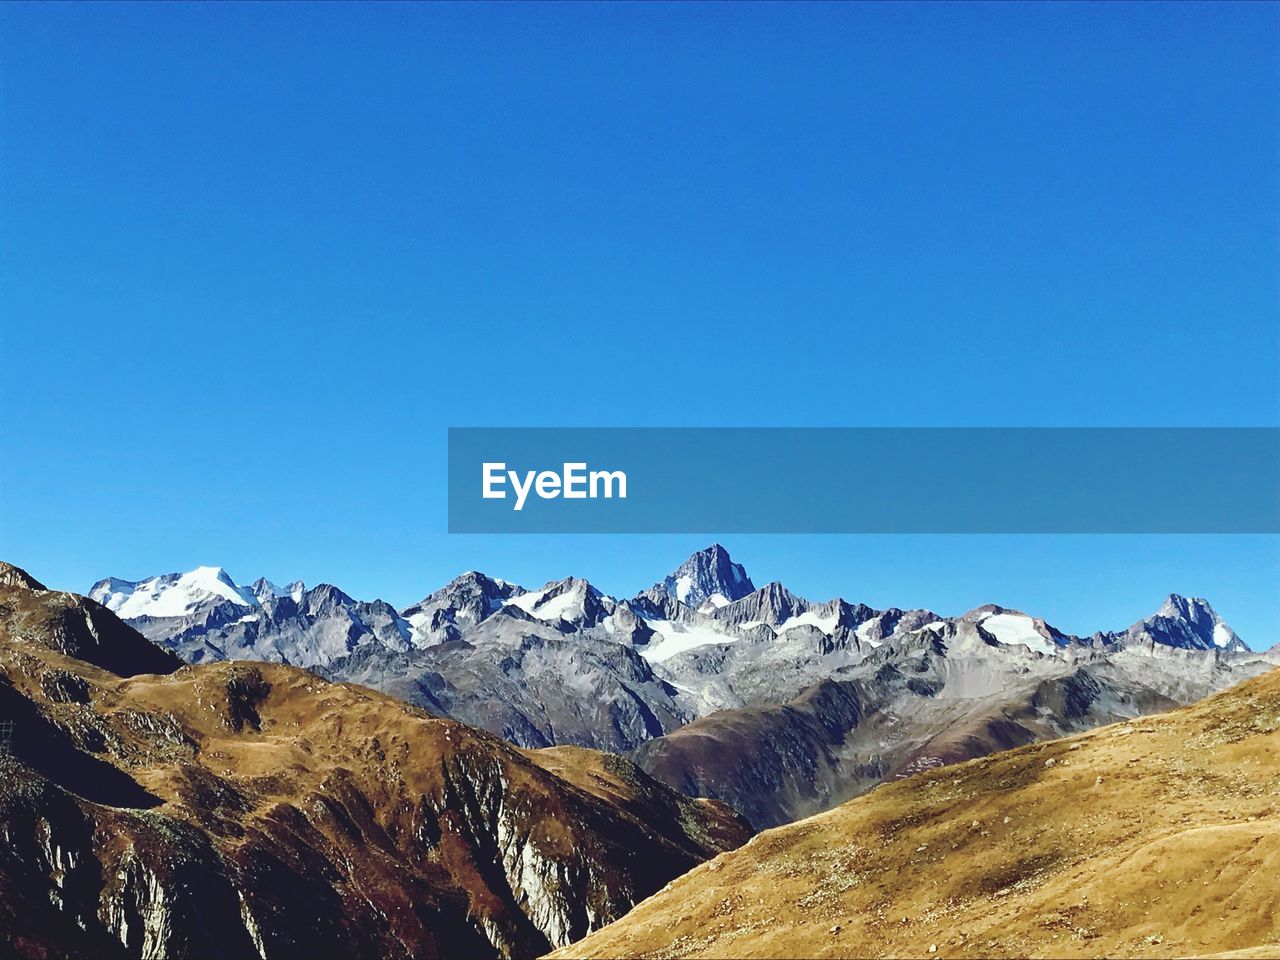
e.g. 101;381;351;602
0;626;750;959
550;668;1280;960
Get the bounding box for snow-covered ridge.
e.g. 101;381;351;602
504;578;609;624
975;611;1058;656
91;566;263;619
88;547;1255;675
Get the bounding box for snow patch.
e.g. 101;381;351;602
505;585;593;623
854;620;883;647
102;567;257;619
979;612;1056;656
775;610;840;635
638;619;737;663
1212;622;1234;648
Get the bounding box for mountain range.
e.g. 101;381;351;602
0;563;748;959
89;546;1277;828
5;554;1279;959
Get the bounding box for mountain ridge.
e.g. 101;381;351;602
85;547;1262;657
0;564;750;959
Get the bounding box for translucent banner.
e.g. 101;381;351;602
447;428;1280;534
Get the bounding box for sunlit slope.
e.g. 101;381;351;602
0;563;750;960
551;668;1280;960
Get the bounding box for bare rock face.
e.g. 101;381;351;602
648;544;756;611
329;611;692;753
0;565;750;960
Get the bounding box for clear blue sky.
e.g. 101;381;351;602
2;3;1277;646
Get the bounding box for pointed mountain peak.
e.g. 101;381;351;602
1130;594;1246;652
305;583;356;609
654;544;755;609
757;580;797;600
407;570;519;609
401;571;526;644
502;576;614;627
713;579;810;628
251;577;287;603
1156;593;1215;622
249;578;306;605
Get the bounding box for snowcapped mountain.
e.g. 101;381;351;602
400;570;524;645
648;544;755;612
964;604;1071;656
503;577;616;629
90;548;1263;686
90;566;412;667
90;566;258;619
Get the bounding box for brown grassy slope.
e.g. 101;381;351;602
0;564;749;960
550;668;1280;960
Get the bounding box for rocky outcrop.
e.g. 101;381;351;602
0;563;180;677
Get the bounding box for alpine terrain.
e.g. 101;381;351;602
0;563;750;959
92;547;1277;827
552;665;1280;959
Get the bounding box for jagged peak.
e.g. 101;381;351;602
405;570;524;611
652;544;756;609
250;576;306;604
1156;593;1216;620
306;583;356;607
1128;593;1246;652
757;580;799;600
454;569;518;589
